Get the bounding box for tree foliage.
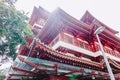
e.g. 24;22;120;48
0;2;33;59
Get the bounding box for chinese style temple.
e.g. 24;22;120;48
7;6;120;80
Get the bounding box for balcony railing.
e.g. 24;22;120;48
49;33;93;51
49;32;120;58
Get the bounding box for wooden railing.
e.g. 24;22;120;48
104;47;120;58
49;33;120;58
49;33;93;52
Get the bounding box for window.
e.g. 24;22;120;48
84;43;89;50
37;18;46;26
74;41;79;46
79;41;84;48
64;35;73;44
67;36;73;44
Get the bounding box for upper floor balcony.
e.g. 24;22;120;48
49;32;120;62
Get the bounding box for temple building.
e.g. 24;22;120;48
7;6;120;80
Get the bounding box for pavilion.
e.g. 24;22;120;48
7;6;120;80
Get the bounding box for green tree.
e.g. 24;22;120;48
2;0;17;6
0;2;33;59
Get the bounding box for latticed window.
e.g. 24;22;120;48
104;48;111;55
95;45;99;51
37;18;46;26
74;41;79;46
64;35;73;44
114;50;119;57
110;50;114;55
67;36;73;44
84;43;89;50
79;41;84;48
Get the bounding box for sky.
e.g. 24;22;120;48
15;0;120;36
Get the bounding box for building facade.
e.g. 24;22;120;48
7;6;120;80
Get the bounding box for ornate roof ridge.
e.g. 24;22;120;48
36;39;103;69
81;11;119;34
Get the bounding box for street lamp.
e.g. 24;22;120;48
94;27;115;80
